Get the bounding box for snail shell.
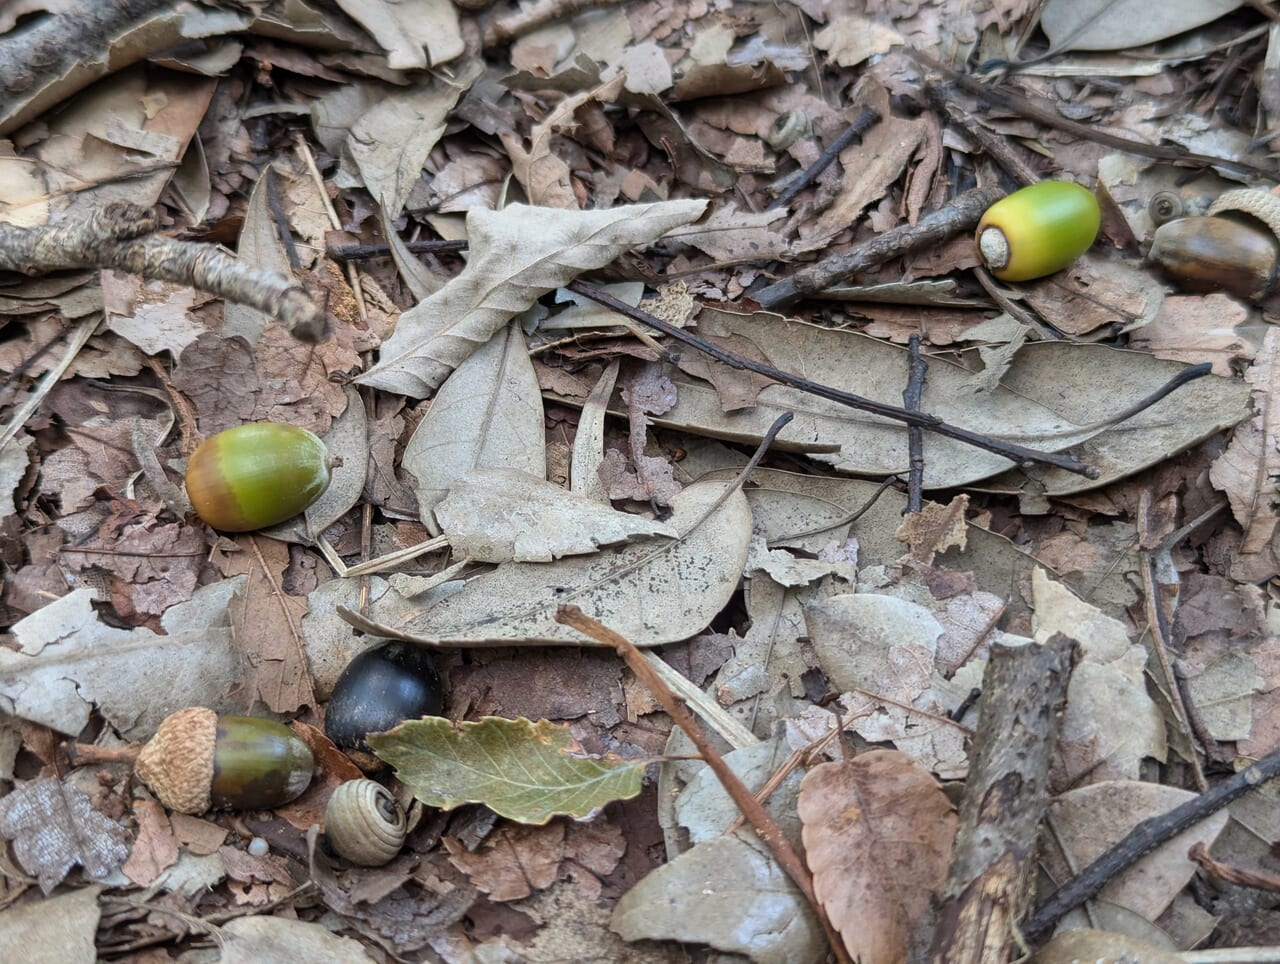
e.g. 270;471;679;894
324;779;407;866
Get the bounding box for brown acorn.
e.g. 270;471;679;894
1148;188;1280;303
135;708;315;815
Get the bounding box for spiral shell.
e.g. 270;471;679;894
324;779;407;866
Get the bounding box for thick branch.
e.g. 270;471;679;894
755;185;1003;309
920;635;1077;964
0;203;324;340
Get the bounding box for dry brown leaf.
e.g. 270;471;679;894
215;536;315;714
121;799;179;887
896;494;970;565
675;332;777;413
798;750;956;964
1131;293;1255;375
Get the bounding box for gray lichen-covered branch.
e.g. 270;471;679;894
0;202;324;340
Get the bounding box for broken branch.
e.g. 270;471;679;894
0;202;325;340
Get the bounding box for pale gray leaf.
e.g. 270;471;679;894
1;580;246;739
357;200;707;396
641;309;1249;492
1041;0;1242;52
337;479;750;647
436;468;676;563
403;323;546;535
348;68;478;217
222;170;290;344
611;832;825;964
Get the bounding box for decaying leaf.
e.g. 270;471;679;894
402;323;546;535
356;200;706;396
0;777;129;893
1041;780;1229;927
435;468;677;563
369;716;643;823
338;479;751;647
611;831;826;964
798;751;957;964
0;885;100;963
0;580;246;739
1032;570;1166;785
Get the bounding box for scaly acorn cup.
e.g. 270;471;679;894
185;422;332;531
975;180;1101;282
135;708;315;814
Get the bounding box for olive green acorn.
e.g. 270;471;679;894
135;708;315;814
975;180;1101;282
185;422;332;532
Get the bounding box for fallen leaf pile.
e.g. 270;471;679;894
0;0;1278;959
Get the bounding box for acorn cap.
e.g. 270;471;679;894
135;707;217;815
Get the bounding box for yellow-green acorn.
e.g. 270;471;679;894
135;708;315;815
975;181;1101;282
185;422;331;532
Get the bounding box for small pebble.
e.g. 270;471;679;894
247;836;269;857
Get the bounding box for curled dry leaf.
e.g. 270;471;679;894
338;478;751;647
798;750;957;964
356;200;707;396
435;467;677;563
403;323;546;535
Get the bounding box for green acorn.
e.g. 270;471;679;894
975;181;1101;282
185;422;332;532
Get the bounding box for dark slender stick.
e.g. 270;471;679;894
904;334;927;512
925;85;1041;188
914;51;1278;182
327;238;468;260
568;278;1101;478
1024;743;1280;944
755;185;1003;309
768;106;881;211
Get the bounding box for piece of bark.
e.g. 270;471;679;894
0;0;175;135
915;635;1078;964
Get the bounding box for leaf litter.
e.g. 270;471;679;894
0;0;1277;959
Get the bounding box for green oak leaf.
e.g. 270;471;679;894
368;716;644;824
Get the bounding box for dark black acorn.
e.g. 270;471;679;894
325;641;444;770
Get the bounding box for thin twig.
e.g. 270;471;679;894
904;334;927;512
915;51;1278;182
1140;551;1207;791
1189;842;1280;892
972;265;1061;341
1024;743;1280;944
925;84;1042;187
327;238;468;260
554;605;852;964
568;278;1101;478
768;106;881;210
755;184;1004;308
